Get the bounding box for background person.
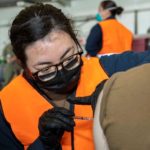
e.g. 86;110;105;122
85;0;133;57
0;43;22;89
0;3;150;150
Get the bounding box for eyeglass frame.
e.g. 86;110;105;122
31;51;83;81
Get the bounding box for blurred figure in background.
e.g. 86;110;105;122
0;43;22;89
85;0;133;57
147;27;150;50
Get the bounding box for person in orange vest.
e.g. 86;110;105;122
85;0;133;57
1;3;150;150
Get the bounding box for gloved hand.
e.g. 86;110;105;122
67;80;107;111
38;107;75;150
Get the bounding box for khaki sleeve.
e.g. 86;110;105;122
99;64;150;150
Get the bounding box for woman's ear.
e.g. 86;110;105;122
17;59;33;77
105;9;112;18
16;58;27;72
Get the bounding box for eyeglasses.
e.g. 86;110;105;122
32;51;82;82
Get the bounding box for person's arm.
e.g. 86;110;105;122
85;24;102;56
100;50;150;77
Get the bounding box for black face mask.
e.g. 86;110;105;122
36;60;83;94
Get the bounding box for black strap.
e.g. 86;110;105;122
71;129;74;150
91;79;107;112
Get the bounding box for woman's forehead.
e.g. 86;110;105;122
25;31;76;70
26;31;75;53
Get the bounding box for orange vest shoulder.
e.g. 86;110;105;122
76;56;108;97
98;19;133;54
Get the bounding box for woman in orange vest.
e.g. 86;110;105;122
1;3;150;150
85;0;133;57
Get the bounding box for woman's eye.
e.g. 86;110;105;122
40;67;51;73
67;56;73;61
63;58;73;65
41;67;50;73
40;66;56;74
66;56;75;62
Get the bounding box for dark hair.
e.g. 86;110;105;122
101;0;124;16
9;3;81;66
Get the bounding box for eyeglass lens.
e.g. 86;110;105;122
37;54;81;82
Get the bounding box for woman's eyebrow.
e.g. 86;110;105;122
33;61;52;70
33;46;74;68
34;61;52;66
60;46;74;60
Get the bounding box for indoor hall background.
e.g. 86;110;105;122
0;0;150;55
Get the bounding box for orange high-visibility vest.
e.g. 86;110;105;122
98;19;133;55
0;57;108;150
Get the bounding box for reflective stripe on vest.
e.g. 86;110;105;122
0;57;108;149
98;19;133;54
